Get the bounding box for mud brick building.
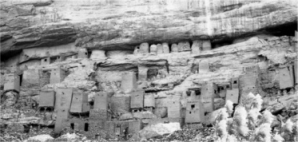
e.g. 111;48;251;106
3;73;20;92
88;120;107;139
77;48;88;58
22;69;40;88
144;93;155;111
138;66;148;82
111;95;131;114
166;95;182;119
226;88;240;104
38;91;55;109
186;88;201;101
54;88;73;133
121;72;137;93
55;88;73;111
231;77;239;89
90;92;110;120
128;120;142;136
201;82;215;113
185;92;205;124
38;69;51;87
154;97;168;118
89;109;110;121
278;65;294;89
65;118;90;133
103;121;129;140
239;71;260;99
41;56;51;66
93;92;110;110
216;82;231;98
50;66;66;84
130;89;144;111
70;90;90;113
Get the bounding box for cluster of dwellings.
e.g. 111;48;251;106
4;65;292;140
1;40;212;76
1;65;67;92
133;40;211;55
0;48;89;91
1;34;297;140
19;48;88;69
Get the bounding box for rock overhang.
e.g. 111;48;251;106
0;0;297;59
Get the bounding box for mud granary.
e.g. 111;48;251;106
0;0;298;141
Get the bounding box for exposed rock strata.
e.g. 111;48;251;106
0;0;297;57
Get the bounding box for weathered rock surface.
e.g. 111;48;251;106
264;93;298;113
0;0;297;57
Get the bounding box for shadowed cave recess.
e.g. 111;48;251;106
0;0;297;141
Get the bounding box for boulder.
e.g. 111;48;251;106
59;133;81;141
139;122;181;139
25;134;54;142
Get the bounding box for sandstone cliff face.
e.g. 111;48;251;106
0;0;297;56
0;0;297;141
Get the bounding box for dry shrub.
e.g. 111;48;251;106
214;92;295;142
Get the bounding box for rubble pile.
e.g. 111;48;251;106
0;0;297;141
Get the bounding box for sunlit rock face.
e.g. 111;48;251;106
0;0;297;56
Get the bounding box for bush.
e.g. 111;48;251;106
214;93;297;142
